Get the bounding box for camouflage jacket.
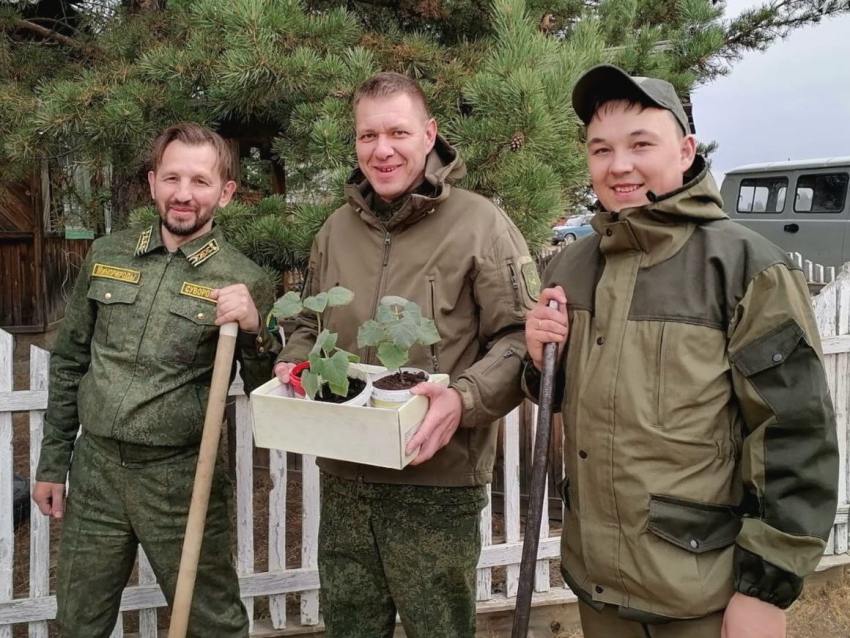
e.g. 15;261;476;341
36;224;279;483
525;156;839;618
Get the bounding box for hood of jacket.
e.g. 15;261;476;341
343;134;468;232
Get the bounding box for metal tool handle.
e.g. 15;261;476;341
512;300;560;638
169;321;239;638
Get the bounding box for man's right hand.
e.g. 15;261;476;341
32;481;66;520
525;286;569;371
274;361;298;384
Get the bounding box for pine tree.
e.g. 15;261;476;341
1;0;847;279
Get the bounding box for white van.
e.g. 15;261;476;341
721;157;850;268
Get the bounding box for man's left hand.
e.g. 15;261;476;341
211;284;261;332
722;592;786;638
405;384;463;465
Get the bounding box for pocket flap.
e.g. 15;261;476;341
647;494;741;554
169;296;217;326
731;319;804;377
86;281;139;305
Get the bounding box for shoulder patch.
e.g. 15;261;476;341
92;263;141;284
520;258;541;302
180;282;216;303
135;226;152;256
186;239;220;267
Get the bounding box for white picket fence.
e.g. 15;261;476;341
789;252;837;286
3;262;850;634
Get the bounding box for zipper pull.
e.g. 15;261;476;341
431;354;440;373
382;234;392;266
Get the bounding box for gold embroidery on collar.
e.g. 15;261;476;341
135;226;152;256
186;239;220;267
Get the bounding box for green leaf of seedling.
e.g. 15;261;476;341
327;286;354;307
404;301;423;325
272;291;303;320
357;320;385;347
303;292;328;313
376;303;396;325
380;295;409;308
316;329;337;355
323;350;351;395
302;370;321;400
386;318;417;349
416;317;441;346
377;342;408;372
336;348;360;363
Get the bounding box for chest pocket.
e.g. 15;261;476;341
158;295;219;366
86;280;140;351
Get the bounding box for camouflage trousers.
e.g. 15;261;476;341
55;432;248;638
579;601;724;638
318;472;487;638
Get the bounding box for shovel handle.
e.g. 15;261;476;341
169;322;239;638
512;299;560;638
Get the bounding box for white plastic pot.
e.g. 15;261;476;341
305;363;372;406
370;368;430;409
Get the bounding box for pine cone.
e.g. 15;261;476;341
510;131;525;152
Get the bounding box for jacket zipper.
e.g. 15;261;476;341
507;262;521;311
655;324;667;428
366;229;392;364
428;278;440;372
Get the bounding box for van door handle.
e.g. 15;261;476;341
784;224;799;233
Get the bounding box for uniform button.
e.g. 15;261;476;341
690;539;700;549
258;346;265;353
197;313;205;320
595;585;604;594
104;293;112;300
579;450;588;459
772;353;783;362
596;336;605;345
605;229;613;237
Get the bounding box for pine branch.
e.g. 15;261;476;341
14;18;83;50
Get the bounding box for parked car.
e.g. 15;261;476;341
722;156;850;268
552;214;594;245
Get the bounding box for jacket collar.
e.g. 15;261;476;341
590;156;726;265
344;135;468;231
135;223;223;268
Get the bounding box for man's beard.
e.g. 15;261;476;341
158;202;216;237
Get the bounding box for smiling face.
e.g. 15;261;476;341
586;101;696;213
354;92;437;203
148;140;236;246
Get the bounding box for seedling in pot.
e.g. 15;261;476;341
357;295;441;392
273;287;365;402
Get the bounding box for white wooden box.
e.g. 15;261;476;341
250;370;449;470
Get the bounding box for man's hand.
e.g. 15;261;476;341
274;361;298;384
32;481;66;520
722;592;786;638
405;384;463;465
525;286;568;371
211;284;260;332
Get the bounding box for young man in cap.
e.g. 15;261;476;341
524;65;839;637
32;123;279;637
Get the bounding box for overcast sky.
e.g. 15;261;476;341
694;0;850;184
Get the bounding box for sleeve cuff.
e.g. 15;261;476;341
238;323;275;357
733;544;804;610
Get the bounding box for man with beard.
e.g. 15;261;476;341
32;123;279;637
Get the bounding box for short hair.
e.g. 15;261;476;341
150;123;234;182
590;97;685;139
352;72;431;118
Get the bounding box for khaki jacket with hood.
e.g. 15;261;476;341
278;136;538;486
525;157;838;619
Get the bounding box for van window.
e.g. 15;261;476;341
737;177;787;213
794;173;849;213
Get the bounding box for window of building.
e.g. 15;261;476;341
794;173;849;213
737;177;787;213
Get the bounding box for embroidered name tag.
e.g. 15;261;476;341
180;282;216;303
186;239;220;267
135;226;152;256
92;263;141;284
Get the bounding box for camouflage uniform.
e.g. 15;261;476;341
37;224;279;638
